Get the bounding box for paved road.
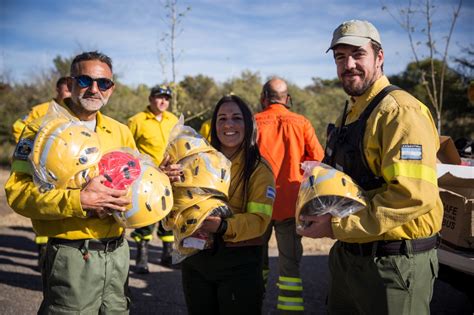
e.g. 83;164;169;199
0;222;472;314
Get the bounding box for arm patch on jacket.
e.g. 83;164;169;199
400;144;422;160
13;138;33;161
266;186;276;200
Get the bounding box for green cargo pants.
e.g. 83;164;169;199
38;239;130;314
327;240;438;315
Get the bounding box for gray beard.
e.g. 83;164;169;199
78;93;109;112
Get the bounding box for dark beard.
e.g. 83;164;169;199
342;79;372;97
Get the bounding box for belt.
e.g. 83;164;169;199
340;235;439;257
49;235;124;252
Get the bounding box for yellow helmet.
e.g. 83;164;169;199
171;187;213;213
173;151;231;197
31;117;101;189
161;209;181;231
172;198;232;262
98;150;142;190
163;186;221;230
113;163;174;229
295;164;367;227
166;133;215;163
174;197;230;243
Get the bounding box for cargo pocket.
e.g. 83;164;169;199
375;255;412;292
429;253;439;300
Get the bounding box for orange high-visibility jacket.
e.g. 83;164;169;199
255;104;324;220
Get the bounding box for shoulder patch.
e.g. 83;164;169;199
266;186;276;200
13;138;34;161
400;144;422;160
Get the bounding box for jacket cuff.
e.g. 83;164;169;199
331;216;343;240
71;189;88;218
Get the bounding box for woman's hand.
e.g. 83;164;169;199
199;216;222;233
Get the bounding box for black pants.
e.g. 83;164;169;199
182;245;263;315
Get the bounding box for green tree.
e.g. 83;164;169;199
52;55;73;77
382;0;463;133
178;74;220;130
103;83;149;124
296;82;347;144
222;70;263;112
389;59;473;138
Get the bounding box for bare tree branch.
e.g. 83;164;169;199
382;0;463;134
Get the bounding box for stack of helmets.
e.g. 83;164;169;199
163;122;232;260
295;163;367;229
30;116;102;191
98;149;173;229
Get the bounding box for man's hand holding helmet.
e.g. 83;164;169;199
296;213;334;239
80;175;131;218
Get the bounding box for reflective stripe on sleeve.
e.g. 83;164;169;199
247;202;272;216
383;163;437;186
11;160;33;174
277;296;304;311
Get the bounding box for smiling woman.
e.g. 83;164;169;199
180;94;275;314
215;101;245;158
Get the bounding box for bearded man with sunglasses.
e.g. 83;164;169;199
6;51;137;314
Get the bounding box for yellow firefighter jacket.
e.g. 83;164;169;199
12;101;52;143
5;109;136;240
127;107;178;165
331;76;443;243
224;150;275;243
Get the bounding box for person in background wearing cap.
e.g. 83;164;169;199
127;84;179;272
256;77;324;313
297;20;442;314
11;76;72;269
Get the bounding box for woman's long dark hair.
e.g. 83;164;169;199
210;95;261;202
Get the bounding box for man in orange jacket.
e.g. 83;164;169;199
256;77;324;313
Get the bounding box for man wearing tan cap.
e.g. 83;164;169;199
298;20;442;314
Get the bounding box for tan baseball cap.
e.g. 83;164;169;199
327;20;381;52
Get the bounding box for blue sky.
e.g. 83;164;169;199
1;0;472;88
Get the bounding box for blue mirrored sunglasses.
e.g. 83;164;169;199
73;75;115;91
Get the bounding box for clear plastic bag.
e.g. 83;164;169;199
165;115;215;164
171;199;233;264
97;148;174;228
30;101;101;191
173;150;231;197
296;161;367;229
